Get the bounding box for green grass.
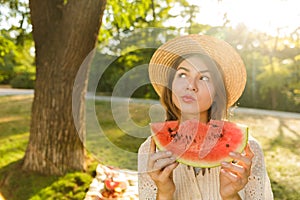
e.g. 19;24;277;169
85;100;151;170
0;95;300;199
0;95;31;168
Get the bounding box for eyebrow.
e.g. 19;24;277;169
177;66;210;73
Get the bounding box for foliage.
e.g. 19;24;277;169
30;172;92;200
0;39;35;88
0;0;32;45
217;25;300;112
99;0;186;42
93;48;159;99
0;0;34;87
10;71;35;88
0;33;16;83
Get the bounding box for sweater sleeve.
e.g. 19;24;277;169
244;138;274;200
138;137;157;200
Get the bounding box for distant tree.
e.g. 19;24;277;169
0;33;17;83
95;0;190;98
22;0;106;175
0;1;34;86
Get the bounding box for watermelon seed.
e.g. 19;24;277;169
213;134;222;139
185;135;191;141
168;126;178;132
169;130;178;138
226;144;230;148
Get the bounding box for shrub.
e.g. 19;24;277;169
10;72;35;89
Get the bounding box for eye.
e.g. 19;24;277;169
178;73;187;78
200;76;209;81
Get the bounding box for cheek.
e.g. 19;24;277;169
171;91;180;108
171;79;184;96
198;82;215;103
171;79;186;101
207;84;216;100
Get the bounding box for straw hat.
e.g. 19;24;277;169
148;34;247;107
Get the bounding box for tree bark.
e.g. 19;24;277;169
22;0;106;175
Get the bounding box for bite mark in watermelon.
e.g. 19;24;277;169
151;120;248;168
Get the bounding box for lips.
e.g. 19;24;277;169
181;95;196;103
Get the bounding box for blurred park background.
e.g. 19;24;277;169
0;0;299;199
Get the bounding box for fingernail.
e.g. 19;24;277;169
229;152;236;157
170;156;176;160
221;162;229;167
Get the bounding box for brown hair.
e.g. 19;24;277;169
160;53;227;121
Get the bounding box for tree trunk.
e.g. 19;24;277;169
22;0;106;175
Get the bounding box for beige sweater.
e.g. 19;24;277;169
138;136;273;200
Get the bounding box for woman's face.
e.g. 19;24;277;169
171;56;216;122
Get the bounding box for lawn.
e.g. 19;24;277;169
0;95;299;199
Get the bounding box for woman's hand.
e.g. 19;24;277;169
147;137;179;200
220;143;254;200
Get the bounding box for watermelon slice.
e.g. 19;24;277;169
151;119;248;168
104;178;127;192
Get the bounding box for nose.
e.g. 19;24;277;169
186;78;198;92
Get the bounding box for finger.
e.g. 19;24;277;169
244;143;254;159
229;152;252;167
220;168;247;190
148;151;173;171
220;168;239;182
148;156;176;174
150;137;156;153
221;161;245;176
159;162;179;180
148;137;157;167
151;150;173;161
153;156;176;170
147;138;157;170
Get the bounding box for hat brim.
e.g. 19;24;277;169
149;34;246;107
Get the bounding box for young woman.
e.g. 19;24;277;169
138;35;273;200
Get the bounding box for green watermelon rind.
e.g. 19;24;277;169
152;122;249;168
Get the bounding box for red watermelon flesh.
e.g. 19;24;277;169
104;178;127;191
151;119;248;168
